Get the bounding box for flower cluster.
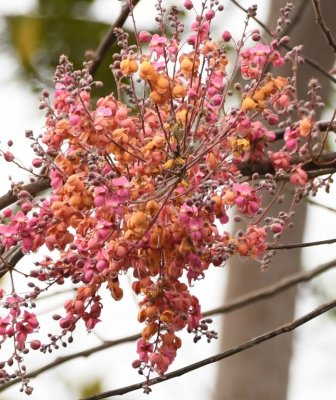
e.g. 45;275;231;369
0;0;333;394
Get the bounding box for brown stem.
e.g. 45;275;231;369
311;0;336;54
268;237;336;250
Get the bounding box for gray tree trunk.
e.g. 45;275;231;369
214;1;335;399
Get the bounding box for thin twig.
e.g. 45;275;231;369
268;237;336;250
2;258;335;392
282;0;307;37
88;0;140;76
80;298;336;399
311;0;336;54
0;245;24;279
229;0;336;84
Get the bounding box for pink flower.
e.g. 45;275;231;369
246;226;267;256
270;151;291;170
0;315;10;336
149;352;170;374
232;183;260;216
15;311;39;350
190;20;210;43
96;106;112;117
149;34;167;57
0;225;18;250
136;338;154;362
11;211;27;232
290;167;308;186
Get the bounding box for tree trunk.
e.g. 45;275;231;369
214;1;335;399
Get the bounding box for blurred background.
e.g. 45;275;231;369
0;1;336;399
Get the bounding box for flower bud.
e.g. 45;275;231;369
222;31;231;42
184;0;193;10
30;340;41;350
32;158;43;168
205;10;215;20
138;31;152;43
4;151;14;162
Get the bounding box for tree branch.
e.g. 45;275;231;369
229;0;336;84
203;258;336;317
88;0;140;76
1;258;335;392
268;238;336;250
311;0;336;54
239;151;336;177
0;178;50;211
80;298;336;399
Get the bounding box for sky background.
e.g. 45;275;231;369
1;1;336;399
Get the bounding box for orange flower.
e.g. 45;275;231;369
120;58;138;75
299;117;312;137
160;310;175;324
172;84;186;98
241;97;257;111
142;322;159;340
127;211;149;235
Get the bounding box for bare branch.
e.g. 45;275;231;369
80;298;336;399
229;0;336;84
268;238;336;250
88;0;140;76
204;258;336;317
311;0;336;54
1;259;335;392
